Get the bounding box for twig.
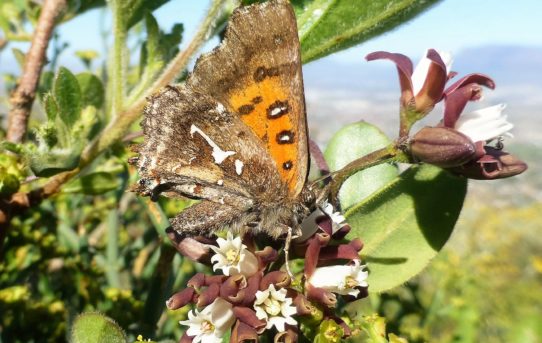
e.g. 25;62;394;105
6;0;67;143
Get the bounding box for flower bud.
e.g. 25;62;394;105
451;146;527;180
410;126;476;168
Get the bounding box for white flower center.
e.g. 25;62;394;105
201;320;214;334
345;275;358;288
264;298;282;316
225;248;240;265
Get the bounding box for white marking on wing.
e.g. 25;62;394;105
190;124;236;164
235;159;244;175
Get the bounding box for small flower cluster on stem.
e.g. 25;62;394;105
367;49;527;179
166;205;368;342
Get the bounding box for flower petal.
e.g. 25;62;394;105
454;104;513;142
444;73;495;96
413;49;449;113
443;83;485;128
366;51;414;108
232;306;267;332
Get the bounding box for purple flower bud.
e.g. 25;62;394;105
410;126;476;168
165;287;196;310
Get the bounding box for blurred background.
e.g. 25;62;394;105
1;0;541;341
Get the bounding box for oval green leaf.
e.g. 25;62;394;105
77;72;105;109
54;67;82;129
294;0;442;63
345;165;467;293
324;121;398;210
71;312;127;343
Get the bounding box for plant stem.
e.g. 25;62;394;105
105;208;121;288
6;0;67;143
36;0;225;199
109;0;127;118
316;145;408;206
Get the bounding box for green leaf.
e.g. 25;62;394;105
28;148;81;177
345;165;467;293
121;0;170;29
11;47;25;68
53;67;82;128
38;71;55;102
70;312;127;343
294;0;442;63
63;171;120;195
76;72;105;109
325;121;398;210
43;94;58;121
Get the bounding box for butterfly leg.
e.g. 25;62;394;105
284;226;294;278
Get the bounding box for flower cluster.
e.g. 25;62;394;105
367;49;527;179
165;205;368;342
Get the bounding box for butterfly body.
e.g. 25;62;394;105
133;0;319;238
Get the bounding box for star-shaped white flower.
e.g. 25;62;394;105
210;232;258;277
179;298;235;343
253;284;297;332
309;260;368;297
454;103;513;143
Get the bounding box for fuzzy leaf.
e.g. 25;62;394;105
71;312;127;343
11;48;25;68
53;67;82;129
43;94;59;121
325;121;398;210
38;71;55;102
76;73;105;109
28;148;81;177
121;0;170;29
292;0;442;63
345;165;467;293
63;172;120;195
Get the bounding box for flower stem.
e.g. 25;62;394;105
316;145;408;206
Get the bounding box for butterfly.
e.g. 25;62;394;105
132;0;323;239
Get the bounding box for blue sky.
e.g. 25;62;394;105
1;0;541;73
50;0;542;67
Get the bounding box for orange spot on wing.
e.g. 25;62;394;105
229;78;300;193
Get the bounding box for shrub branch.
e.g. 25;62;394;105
6;0;67;143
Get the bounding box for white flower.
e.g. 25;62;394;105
454;103;514;143
253;284;297;332
296;203;347;242
411;49;453;95
210;232;258;277
179;298;235;343
322;202;347;232
309;260;368;297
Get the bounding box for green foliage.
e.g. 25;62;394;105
23;67;103;176
292;0;442;63
71;312;127;343
325;121;398;210
0;0;531;342
346;165;467;292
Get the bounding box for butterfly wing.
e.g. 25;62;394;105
135;85;285;210
186;0;308;197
